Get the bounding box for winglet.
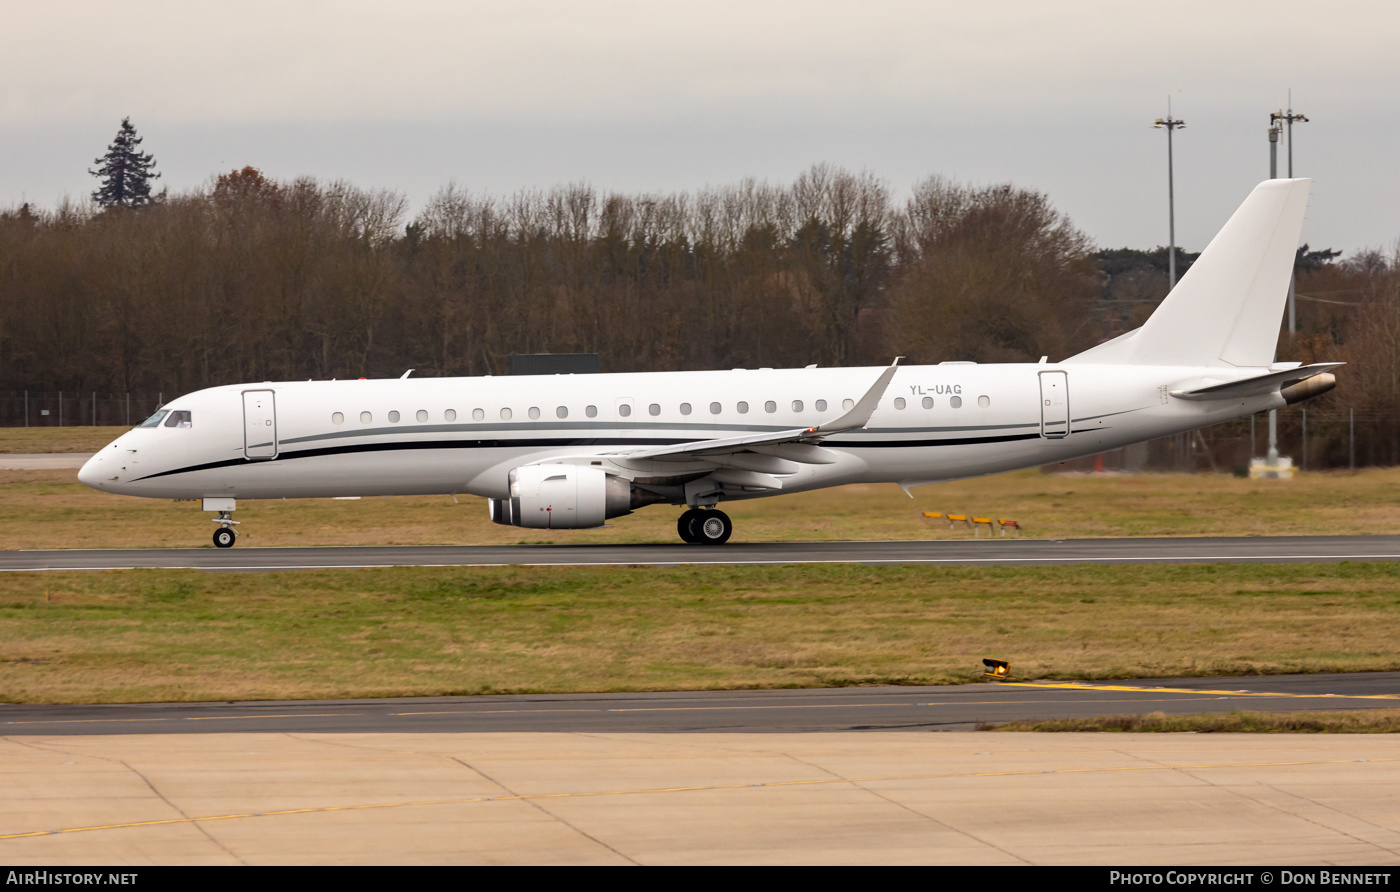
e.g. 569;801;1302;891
810;357;902;435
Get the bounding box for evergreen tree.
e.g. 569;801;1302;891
89;117;161;208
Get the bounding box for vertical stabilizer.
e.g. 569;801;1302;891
1070;178;1310;367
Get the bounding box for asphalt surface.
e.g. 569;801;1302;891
4;534;1400;571
5;672;1397;735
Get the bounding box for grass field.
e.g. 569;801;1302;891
0;426;120;454
6;426;1400;547
4;464;1400;549
4;427;1399;708
3;562;1399;704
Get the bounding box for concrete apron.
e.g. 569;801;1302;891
2;732;1398;865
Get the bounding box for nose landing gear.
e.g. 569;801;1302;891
212;511;239;548
204;499;240;548
678;508;732;545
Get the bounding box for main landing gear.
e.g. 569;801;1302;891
678;508;732;545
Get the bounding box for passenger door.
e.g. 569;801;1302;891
1038;371;1069;439
242;390;278;459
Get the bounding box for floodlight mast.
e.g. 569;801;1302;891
1152;98;1186;289
1271;98;1309;334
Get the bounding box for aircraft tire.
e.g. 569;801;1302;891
678;509;701;544
694;509;732;545
213;528;236;548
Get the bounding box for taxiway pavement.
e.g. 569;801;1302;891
4;534;1400;572
5;673;1398;736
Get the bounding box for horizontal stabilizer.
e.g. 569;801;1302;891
1169;362;1343;401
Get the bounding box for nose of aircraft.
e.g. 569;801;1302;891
78;450;105;489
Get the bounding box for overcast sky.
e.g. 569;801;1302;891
3;0;1397;254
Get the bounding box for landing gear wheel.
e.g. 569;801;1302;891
694;509;732;545
678;509;701;544
213;527;236;549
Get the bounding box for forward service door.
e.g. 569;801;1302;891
1038;371;1069;439
242;390;278;459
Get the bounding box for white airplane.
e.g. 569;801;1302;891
80;178;1337;548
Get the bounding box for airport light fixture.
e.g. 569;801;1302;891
1271;101;1309;334
1152;99;1186;289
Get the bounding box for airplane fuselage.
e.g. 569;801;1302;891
79;361;1284;504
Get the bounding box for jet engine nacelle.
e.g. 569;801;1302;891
488;464;633;529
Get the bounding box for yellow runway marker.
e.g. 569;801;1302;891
1003;682;1400;701
1;757;1389;842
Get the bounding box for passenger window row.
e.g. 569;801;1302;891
329;395;990;426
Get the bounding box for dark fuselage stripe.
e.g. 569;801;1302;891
132;432;1047;482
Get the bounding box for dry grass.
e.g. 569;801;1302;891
982;709;1400;733
3;463;1400;549
0;426;121;454
3;562;1399;704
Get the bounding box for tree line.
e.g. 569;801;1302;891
1;163;1397;465
0;164;1107;391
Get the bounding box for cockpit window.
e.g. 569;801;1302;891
164;410;193;429
137;410;169;428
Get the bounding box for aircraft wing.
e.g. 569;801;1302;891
605;357;902;462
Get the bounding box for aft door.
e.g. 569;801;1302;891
1039;371;1069;439
243;390;278;459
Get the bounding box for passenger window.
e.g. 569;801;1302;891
445;409;457;422
765;401;776;413
922;397;934;409
332;412;345;425
164;410;193;428
388;410;400;423
585;405;598;418
978;395;991;408
416;410;428;422
815;400;827;412
360;411;372;423
557;406;568;419
680;403;692;415
472;408;484;421
528;407;541;420
138;410;169;428
842;399;854;410
709;402;721;415
619;404;632;417
894;398;906;410
950;396;963;409
500;408;513;420
648;403;660;416
791;400;803;412
737;401;749;414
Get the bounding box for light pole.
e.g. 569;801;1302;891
1266;120;1282;467
1271;101;1308;333
1255;99;1308;478
1153;99;1186;289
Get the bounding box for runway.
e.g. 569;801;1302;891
4;534;1400;571
5;672;1398;735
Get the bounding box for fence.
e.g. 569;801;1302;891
1059;406;1397;473
0;392;165;428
